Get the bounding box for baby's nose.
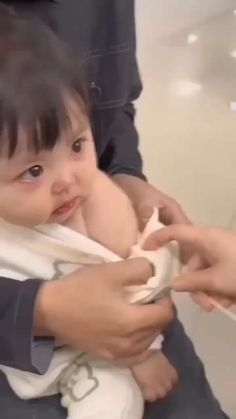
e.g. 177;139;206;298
53;172;76;195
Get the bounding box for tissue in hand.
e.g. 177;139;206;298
127;208;177;304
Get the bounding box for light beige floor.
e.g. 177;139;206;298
136;2;236;417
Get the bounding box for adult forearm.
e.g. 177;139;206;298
99;103;146;181
0;277;53;373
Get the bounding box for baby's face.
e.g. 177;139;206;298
0;99;97;227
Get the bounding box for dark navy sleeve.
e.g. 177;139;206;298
0;277;53;373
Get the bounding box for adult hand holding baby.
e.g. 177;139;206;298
114;174;192;263
34;258;174;361
113;175;191;229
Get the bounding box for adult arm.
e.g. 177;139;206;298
97;0;145;180
0;260;174;373
95;1;190;231
0;277;53;373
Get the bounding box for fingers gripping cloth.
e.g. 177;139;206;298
0;209;177;419
127;208;179;305
127;208;179;352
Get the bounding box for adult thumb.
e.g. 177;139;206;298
114;258;153;287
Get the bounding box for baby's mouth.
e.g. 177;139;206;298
53;198;78;216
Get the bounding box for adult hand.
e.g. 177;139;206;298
114;174;192;265
35;258;174;360
113;174;191;230
183;252;235;311
144;224;236;304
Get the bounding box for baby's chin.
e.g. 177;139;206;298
47;208;78;226
47;213;71;225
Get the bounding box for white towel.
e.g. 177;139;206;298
0;208;176;405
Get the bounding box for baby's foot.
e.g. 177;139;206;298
131;351;178;402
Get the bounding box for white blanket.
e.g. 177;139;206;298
0;209;176;418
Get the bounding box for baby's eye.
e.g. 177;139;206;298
72;138;85;154
21;165;44;181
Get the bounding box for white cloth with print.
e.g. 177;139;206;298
0;209;175;419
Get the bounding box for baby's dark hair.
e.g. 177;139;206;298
0;4;88;157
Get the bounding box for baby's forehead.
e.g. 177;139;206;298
64;95;89;132
0;95;89;160
65;111;89;138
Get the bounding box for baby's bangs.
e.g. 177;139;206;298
0;13;88;158
0;78;76;158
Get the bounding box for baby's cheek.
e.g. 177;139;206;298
19;194;52;226
15;203;48;226
80;165;97;195
0;185;51;226
0;190;22;223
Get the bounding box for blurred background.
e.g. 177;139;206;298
136;1;236;417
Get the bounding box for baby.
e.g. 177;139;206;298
0;7;177;418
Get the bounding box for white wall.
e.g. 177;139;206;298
136;2;236;417
138;0;236;41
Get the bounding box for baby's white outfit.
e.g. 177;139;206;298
0;210;174;419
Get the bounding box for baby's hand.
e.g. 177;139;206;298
131;350;178;402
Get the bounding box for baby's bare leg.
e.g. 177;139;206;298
131;350;178;402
